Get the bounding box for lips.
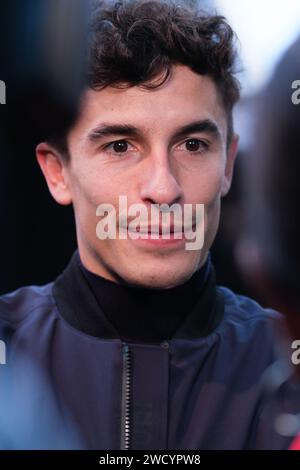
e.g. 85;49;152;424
126;223;197;236
135;226;181;235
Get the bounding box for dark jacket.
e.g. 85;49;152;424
0;251;295;449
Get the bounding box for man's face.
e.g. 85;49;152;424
37;65;238;288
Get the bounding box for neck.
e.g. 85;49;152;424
78;253;211;342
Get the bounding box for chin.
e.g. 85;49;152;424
112;248;206;289
120;263;198;290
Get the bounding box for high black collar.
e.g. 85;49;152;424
52;250;224;343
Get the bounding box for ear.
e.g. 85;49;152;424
221;134;239;197
36;142;72;205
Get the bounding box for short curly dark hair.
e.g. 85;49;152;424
49;0;240;159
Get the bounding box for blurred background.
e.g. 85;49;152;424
0;0;87;293
201;0;300;300
0;0;299;299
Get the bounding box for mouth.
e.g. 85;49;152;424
125;224;198;248
136;228;182;236
130;222;196;234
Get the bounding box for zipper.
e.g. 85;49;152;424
120;340;170;450
121;343;132;450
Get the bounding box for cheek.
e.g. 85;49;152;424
185;163;224;205
73;155;133;207
71;165;113;209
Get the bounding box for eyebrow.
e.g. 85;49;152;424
171;120;221;142
87;119;221;144
88;124;141;143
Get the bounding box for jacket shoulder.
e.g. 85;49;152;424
0;283;55;326
213;286;285;377
218;285;281;323
216;285;283;349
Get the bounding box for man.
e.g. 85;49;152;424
0;0;291;449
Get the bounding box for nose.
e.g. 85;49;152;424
139;155;183;206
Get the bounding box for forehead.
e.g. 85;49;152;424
70;65;227;141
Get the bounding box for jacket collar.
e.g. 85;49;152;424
52;250;224;342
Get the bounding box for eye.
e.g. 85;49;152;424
103;139;133;155
110;140;129;153
184;138;208;153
